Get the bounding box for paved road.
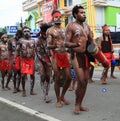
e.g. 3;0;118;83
0;66;120;121
0;101;47;121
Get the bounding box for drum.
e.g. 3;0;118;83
87;44;110;67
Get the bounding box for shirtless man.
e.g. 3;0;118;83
15;27;36;96
0;33;12;90
36;23;52;103
46;10;71;108
65;5;96;114
8;30;23;93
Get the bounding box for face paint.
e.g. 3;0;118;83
23;28;31;38
52;12;62;24
1;35;8;43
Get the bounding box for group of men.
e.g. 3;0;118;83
0;5;117;115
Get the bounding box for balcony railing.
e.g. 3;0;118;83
22;0;37;11
93;0;107;6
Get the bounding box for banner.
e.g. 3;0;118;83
42;0;57;23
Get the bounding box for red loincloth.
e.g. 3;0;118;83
14;56;21;70
0;59;11;71
103;52;114;63
52;51;69;68
21;57;34;74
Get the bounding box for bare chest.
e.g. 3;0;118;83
52;28;65;39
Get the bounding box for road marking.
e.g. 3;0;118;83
0;97;62;121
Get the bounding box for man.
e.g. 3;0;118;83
36;23;52;103
65;5;96;114
15;27;36;96
0;33;12;90
46;10;71;108
8;30;23;93
98;24;116;84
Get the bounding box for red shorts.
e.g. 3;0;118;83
52;51;69;68
21;57;34;74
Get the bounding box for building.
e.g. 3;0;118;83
22;0;120;38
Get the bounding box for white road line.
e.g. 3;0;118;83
0;97;62;121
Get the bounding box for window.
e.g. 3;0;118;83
64;0;73;7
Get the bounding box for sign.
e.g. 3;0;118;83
30;32;38;41
33;28;40;33
6;26;18;35
42;0;57;23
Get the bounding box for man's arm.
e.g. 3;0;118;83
64;24;80;48
46;29;57;49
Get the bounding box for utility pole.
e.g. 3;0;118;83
20;17;23;30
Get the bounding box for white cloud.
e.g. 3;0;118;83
0;0;28;27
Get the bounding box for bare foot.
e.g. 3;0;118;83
74;105;80;114
101;78;107;85
30;92;37;95
17;88;21;92
61;98;70;105
56;102;62;108
89;79;95;83
2;87;8;91
110;75;117;79
5;87;11;90
22;91;26;97
13;88;17;93
80;106;89;112
45;96;52;103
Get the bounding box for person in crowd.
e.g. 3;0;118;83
110;60;117;79
15;27;36;96
98;24;116;84
36;23;52;103
0;32;12;90
87;31;98;83
68;65;77;91
65;5;97;114
8;30;23;93
46;10;71;108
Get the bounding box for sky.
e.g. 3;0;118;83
0;0;28;28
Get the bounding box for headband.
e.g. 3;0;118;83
52;12;61;19
102;25;109;31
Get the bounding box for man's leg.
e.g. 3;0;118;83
21;73;26;97
13;70;17;93
101;67;109;84
88;65;94;83
30;74;36;95
16;70;21;92
74;68;89;114
54;69;62;107
5;70;12;90
1;71;6;90
60;68;71;105
110;65;117;79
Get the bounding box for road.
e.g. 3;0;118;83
0;66;120;121
0;101;47;121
